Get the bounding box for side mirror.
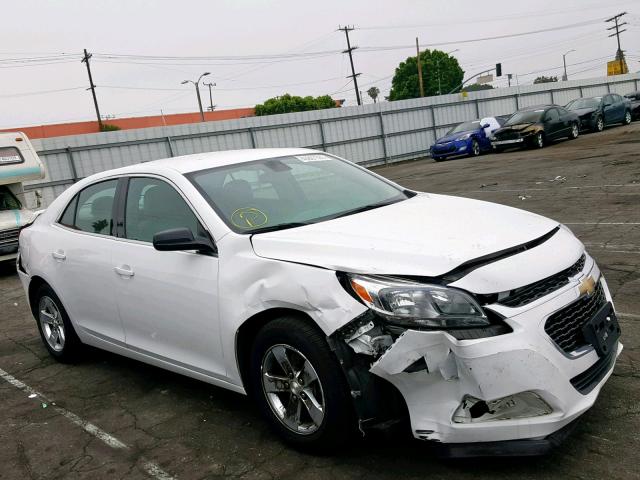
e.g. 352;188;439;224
481;123;490;129
153;228;216;254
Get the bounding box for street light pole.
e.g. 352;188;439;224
182;72;210;122
562;50;576;81
436;49;459;95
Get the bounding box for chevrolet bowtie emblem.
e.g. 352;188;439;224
579;276;596;297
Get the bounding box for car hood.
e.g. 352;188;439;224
0;209;35;229
570;107;597;117
494;122;537;134
251;194;559;277
436;130;477;144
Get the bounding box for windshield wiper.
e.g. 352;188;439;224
249;222;310;234
329;198;402;220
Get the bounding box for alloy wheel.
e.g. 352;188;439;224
624;111;631;125
596;117;604;131
472;141;480;156
571;124;579;139
536;133;544;148
261;344;325;435
39;296;65;352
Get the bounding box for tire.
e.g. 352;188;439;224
248;316;355;452
569;122;579;140
623;110;632;125
33;284;83;362
592;116;604;132
534;132;545;149
469;139;480;157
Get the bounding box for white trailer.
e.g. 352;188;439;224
0;132;45;262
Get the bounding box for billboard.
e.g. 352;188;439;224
607;59;629;76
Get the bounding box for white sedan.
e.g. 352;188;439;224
17;148;621;455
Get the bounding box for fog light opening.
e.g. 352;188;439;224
453;392;552;424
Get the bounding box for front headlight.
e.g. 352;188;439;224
347;274;489;328
456;133;472;140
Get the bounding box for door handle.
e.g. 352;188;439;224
114;265;135;277
52;250;66;261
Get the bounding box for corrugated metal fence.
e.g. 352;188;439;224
24;72;640;208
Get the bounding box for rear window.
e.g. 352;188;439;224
0;146;24;165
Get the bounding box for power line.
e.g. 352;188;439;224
0;86;86;99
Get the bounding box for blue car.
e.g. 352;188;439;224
430;117;504;161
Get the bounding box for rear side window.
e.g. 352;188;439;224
59;180;118;235
124;177;204;243
0;146;24;165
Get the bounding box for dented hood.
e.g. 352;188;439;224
251;194;559;276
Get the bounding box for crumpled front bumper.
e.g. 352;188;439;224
366;257;621;445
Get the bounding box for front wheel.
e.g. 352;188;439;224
33;284;83;362
623;110;632;125
249;317;355;452
534;132;545;149
569;122;579;139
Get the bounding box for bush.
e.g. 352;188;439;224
100;123;121;132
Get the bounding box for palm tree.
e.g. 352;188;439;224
367;86;380;104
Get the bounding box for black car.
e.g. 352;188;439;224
624;91;640;120
566;94;633;132
491;105;580;151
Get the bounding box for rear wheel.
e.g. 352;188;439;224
248;316;355;452
623;110;632;125
569;122;579;139
593;116;604;132
33;284;83;362
469;139;480;157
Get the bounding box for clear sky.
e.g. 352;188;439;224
1;0;639;128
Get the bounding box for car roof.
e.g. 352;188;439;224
519;104;554;111
99;147;318;176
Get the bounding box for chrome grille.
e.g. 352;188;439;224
499;254;586;308
544;280;606;353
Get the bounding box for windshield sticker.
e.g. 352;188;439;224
295;154;330;162
231;207;268;229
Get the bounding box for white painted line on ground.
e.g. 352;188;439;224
565;223;640;226
452;184;640;195
618;312;640;320
0;366;176;480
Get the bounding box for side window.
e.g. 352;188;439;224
124;177;204;243
545;109;559;121
603;95;612;105
60;180;117;235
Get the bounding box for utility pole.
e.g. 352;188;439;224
562;49;576;81
606;12;628;75
416;37;425;97
204;81;216;112
81;49;103;130
338;25;361;106
182;72;210;122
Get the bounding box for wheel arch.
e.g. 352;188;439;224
27;275;50;316
235;307;321;391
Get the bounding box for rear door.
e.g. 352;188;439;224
603;94;621;123
556;107;574;136
111;175;225;379
49;179;124;342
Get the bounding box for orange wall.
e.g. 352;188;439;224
1;108;256;139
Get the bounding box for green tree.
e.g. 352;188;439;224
389;49;464;100
255;94;337;116
533;75;558;84
462;83;494;92
367;86;380;103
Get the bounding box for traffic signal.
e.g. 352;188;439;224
496;63;502;77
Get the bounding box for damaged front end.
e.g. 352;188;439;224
328;251;622;455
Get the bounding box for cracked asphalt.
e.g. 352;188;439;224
1;122;639;479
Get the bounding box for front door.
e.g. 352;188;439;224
111;176;225;379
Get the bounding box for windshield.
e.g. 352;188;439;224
188;154;408;233
0;186;22;211
504;110;545;126
447;121;481;135
566;98;601;110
